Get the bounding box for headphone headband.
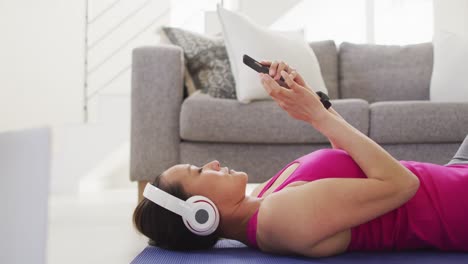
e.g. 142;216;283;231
143;183;192;218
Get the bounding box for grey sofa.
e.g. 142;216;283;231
130;41;468;184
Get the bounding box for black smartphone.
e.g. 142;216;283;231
243;54;331;108
243;54;286;83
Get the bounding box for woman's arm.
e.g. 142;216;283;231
260;70;419;186
323;107;342;149
258;70;420;256
262;60;342;149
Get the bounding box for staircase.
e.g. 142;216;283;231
52;0;169;194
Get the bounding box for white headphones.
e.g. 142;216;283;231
143;183;220;236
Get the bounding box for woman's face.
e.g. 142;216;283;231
161;160;249;207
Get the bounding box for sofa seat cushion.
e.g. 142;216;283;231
370;101;468;143
180;92;369;143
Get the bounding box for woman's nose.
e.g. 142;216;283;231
205;160;220;170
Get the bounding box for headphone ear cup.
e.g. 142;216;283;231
183;195;219;236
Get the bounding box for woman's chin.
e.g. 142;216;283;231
240;172;249;181
232;169;247;177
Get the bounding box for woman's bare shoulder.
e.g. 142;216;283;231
253;183;308;254
253;181;351;257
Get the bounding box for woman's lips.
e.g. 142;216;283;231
224;167;235;174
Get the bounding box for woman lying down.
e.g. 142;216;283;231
133;61;468;257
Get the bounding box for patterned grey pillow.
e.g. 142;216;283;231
161;27;236;99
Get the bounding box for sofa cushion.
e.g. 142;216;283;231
161;26;236;99
161;25;338;101
370;101;468;143
309;40;339;100
180;92;368;143
339;42;433;103
218;6;328;103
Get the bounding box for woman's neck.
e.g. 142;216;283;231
218;195;264;245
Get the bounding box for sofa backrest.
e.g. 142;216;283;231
339;42;433;102
309;40;339;99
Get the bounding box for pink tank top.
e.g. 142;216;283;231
246;149;468;251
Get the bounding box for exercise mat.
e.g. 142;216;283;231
131;239;468;264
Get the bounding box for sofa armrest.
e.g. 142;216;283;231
130;45;184;182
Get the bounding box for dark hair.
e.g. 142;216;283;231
133;174;220;251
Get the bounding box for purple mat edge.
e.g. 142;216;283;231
131;239;468;264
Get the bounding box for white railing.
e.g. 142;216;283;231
83;0;170;122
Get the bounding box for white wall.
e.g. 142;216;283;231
238;0;302;27
0;0;169;194
0;0;84;131
204;0;302;35
434;0;468;37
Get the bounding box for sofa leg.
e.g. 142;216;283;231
138;180;149;203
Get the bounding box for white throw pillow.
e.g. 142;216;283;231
217;6;328;103
430;31;468;102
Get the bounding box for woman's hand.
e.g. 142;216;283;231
260;60;308;88
260;60;343;148
260;70;330;125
